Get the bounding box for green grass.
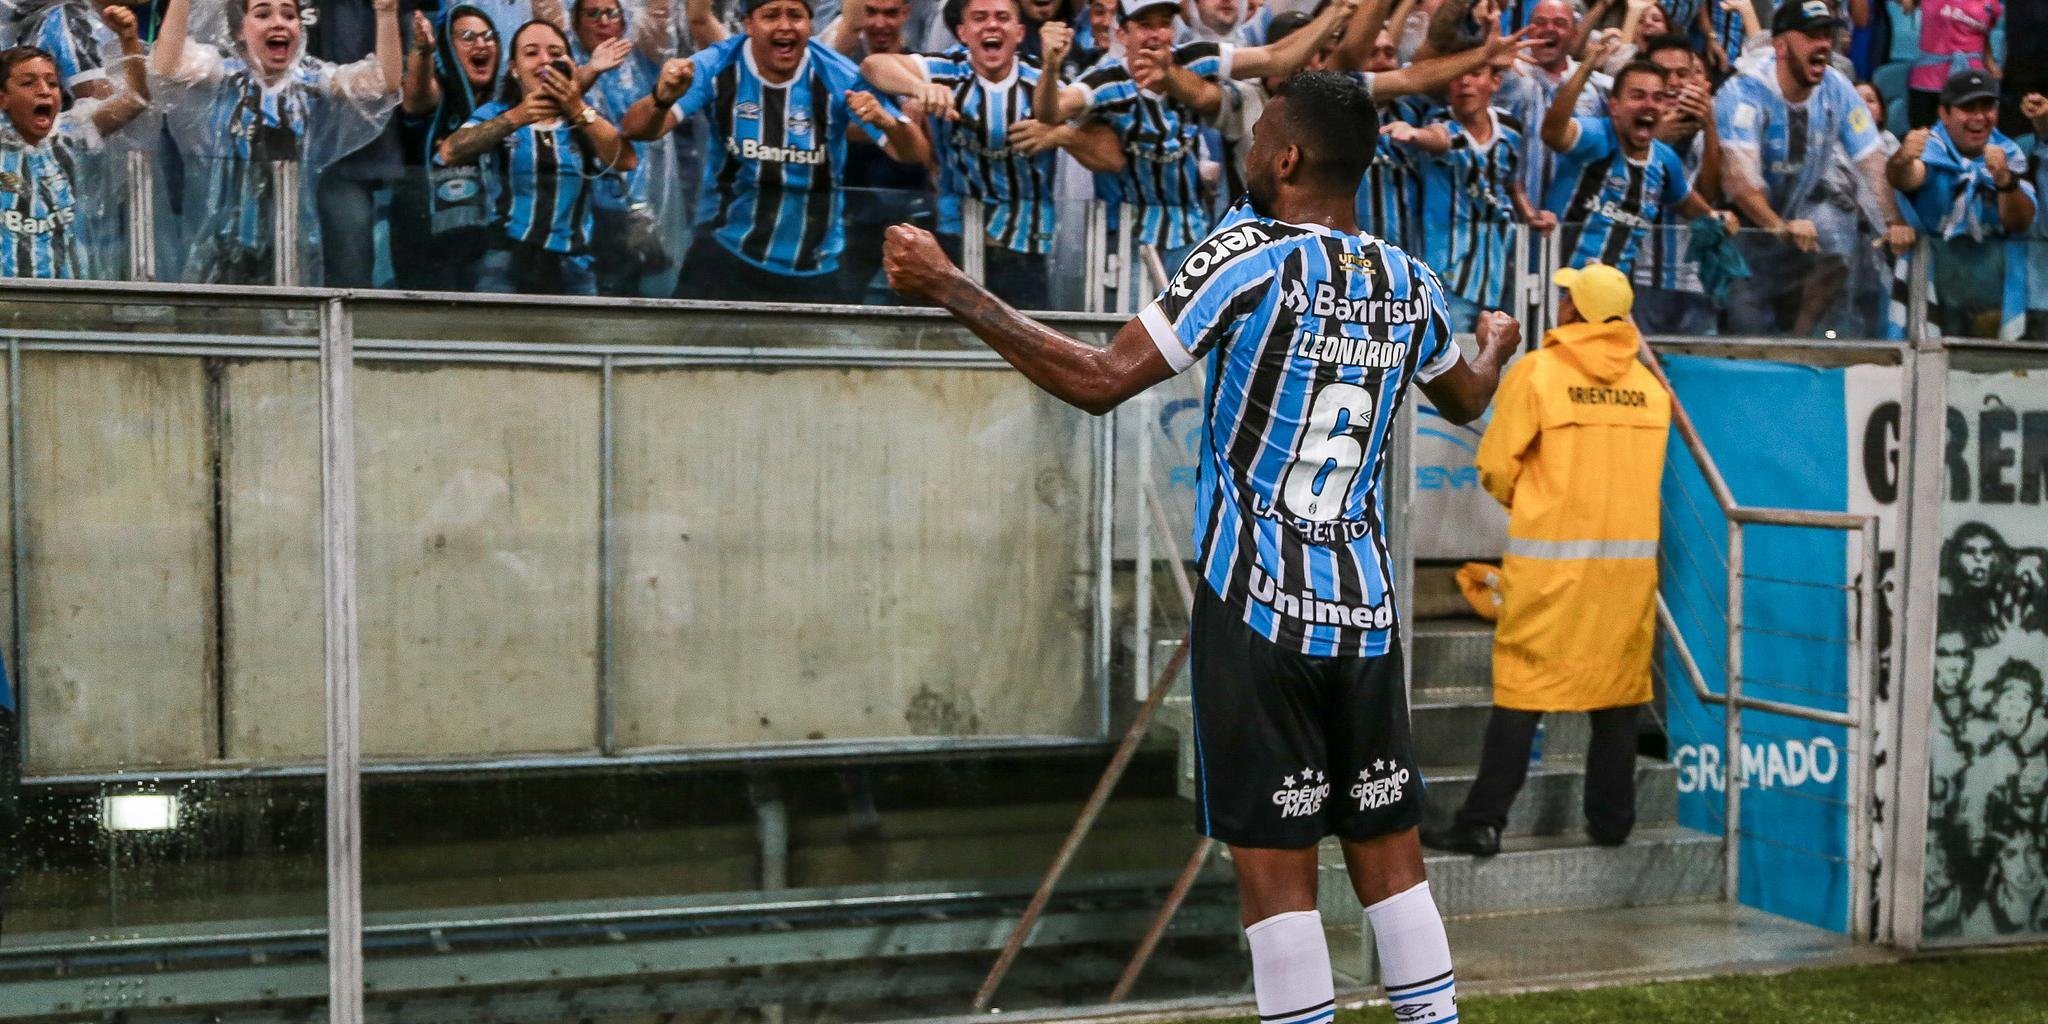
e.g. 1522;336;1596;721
1188;947;2048;1023
1419;947;2048;1023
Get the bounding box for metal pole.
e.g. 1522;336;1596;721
1389;403;1414;696
1085;201;1106;314
597;355;617;755
272;161;302;288
1108;837;1213;1003
970;638;1190;1013
1095;410;1115;734
1723;521;1743;905
963;200;987;286
1850;517;1879;941
1134;396;1153;703
1884;338;1948;949
319;297;363;1024
124;150;155;282
1114;216;1135;314
7;338;24;768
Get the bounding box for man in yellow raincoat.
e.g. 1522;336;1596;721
1421;262;1670;857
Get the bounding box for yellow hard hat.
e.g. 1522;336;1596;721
1552;262;1635;323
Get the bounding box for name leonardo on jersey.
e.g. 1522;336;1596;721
727;137;825;165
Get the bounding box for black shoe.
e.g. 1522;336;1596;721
1587;829;1629;848
1420;821;1500;856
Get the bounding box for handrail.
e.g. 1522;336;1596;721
1638;334;1877;937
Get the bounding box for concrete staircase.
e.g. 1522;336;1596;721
1157;615;1733;984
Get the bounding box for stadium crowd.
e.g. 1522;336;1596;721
0;0;2041;336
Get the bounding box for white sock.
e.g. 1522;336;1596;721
1245;910;1336;1024
1366;881;1457;1023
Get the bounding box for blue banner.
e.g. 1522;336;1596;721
1660;354;1853;932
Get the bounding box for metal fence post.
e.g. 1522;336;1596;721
1850;517;1879;941
320;296;363;1024
1084;201;1106;314
7;337;23;769
1884;336;1949;949
124;150;155;282
598;355;617;755
273;161;302;287
1724;521;1743;905
1095;408;1115;736
963;200;987;286
1133;394;1153;703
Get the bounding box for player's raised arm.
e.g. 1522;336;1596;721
883;225;1175;415
1417;309;1520;424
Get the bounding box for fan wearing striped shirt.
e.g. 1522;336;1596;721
621;0;925;302
1537;40;1732;274
861;0;1123;308
1029;0;1356;262
0;11;148;280
886;71;1525;1024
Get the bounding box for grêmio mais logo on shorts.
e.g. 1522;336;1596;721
1270;767;1330;818
1351;759;1411;810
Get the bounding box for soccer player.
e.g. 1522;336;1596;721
0;15;148;279
1714;0;1914;335
1539;46;1731;274
1383;58;1552;331
861;0;1116;308
885;70;1521;1024
1032;0;1355;260
621;0;922;303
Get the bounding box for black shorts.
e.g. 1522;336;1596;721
1188;585;1425;849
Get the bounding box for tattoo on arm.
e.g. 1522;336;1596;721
441;111;522;162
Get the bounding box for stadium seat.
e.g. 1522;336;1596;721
1873;61;1910;105
1888;97;1908;139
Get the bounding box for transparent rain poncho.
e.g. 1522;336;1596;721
148;0;400;285
0;0;159;279
565;0;688;291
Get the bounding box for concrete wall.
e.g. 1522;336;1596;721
16;354;1096;774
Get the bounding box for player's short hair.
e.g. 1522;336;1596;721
1641;33;1695;62
1271;70;1378;192
944;0;1022;32
1612;59;1670;95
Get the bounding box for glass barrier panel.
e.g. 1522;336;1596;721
1924;343;2048;945
0;290;332;1017
1918;234;2036;342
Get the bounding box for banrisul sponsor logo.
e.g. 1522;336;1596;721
1167;223;1272;297
1271;767;1330;818
1351;758;1411;810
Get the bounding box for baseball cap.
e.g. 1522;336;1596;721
1941;68;1998;107
1118;0;1177;23
1552;263;1634;323
1769;0;1843;35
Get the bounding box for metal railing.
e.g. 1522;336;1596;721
1640;341;1880;939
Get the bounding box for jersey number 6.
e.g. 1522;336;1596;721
1281;381;1374;523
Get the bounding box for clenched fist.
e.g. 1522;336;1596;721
1040;21;1072;66
847;89;896;129
653;57;695;105
883;223;961;301
1899;127;1930;163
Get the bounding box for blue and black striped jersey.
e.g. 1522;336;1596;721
1140;203;1460;656
1543;116;1691;274
1409;109;1523;311
1355;93;1439;255
0;111;94;279
463;101;602;253
1496;60;1606;212
23;1;106;92
678;35;901;276
921;48;1058;255
1078;41;1232;249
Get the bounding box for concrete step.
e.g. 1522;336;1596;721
1408;688;1592;767
1323;900;1886;993
1314;825;1723;927
1419;755;1677;838
1411;619;1493;693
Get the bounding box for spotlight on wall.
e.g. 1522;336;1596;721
101;793;180;832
